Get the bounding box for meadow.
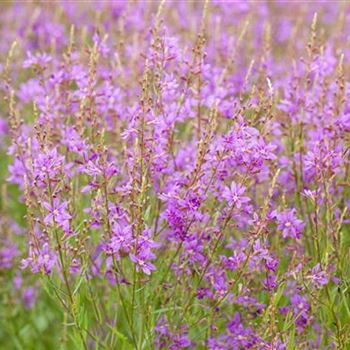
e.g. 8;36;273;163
0;1;349;349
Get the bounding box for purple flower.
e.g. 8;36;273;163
290;293;310;332
8;157;27;188
33;148;65;185
206;266;228;294
265;255;279;272
155;317;191;349
69;258;81;274
22;287;37;309
137;227;161;251
21;243;56;274
255;140;277;160
79;156;118;179
307;264;329;288
130;252;156;275
197;288;213;300
222;181;250;208
106;224;133;257
221;252;245;271
275;209;304;239
209;312;262;349
183;237;205;265
0;117;8;139
23;51;52;68
263;273;278;291
43;200;71;232
0;242;19;269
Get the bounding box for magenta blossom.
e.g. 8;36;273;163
21;243;56;274
274;209;304;239
222;181;250;208
307;263;329;288
130;252;156;275
43;200;71;232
